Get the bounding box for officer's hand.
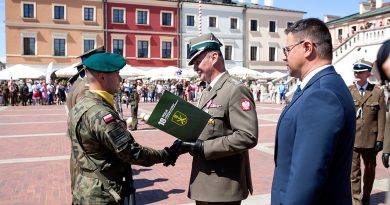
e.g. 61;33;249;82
163;140;183;167
383;153;390;168
181;139;204;158
375;141;383;153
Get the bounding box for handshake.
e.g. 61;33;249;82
163;139;204;167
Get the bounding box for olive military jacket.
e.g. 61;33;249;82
68;91;168;204
188;72;259;202
349;83;386;148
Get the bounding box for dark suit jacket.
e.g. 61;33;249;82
348;83;386;148
271;66;356;205
188;72;258;202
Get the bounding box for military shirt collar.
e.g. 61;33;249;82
209;71;226;89
355;82;368;91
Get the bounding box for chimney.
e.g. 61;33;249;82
251;0;258;4
324;15;340;23
264;0;273;7
377;0;383;8
360;2;371;14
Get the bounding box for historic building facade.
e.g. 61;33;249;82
5;0;104;71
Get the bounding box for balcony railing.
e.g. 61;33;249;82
332;25;390;64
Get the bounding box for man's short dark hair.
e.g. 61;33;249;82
285;18;333;60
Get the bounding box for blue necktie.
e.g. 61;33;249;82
359;87;364;96
291;85;301;102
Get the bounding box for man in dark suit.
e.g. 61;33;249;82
173;33;259;205
349;60;386;205
271;18;356;205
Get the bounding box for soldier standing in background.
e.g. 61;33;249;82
20;81;29;106
349;60;386;205
127;82;139;131
68;52;177;204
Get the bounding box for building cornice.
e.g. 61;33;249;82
107;0;177;7
6;21;104;31
107;29;177;35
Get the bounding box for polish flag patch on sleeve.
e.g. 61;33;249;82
241;99;251;111
103;114;114;123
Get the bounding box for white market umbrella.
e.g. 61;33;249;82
119;64;146;77
270;71;288;79
227;66;263;79
55;62;80;77
0;64;45;79
145;66;180;80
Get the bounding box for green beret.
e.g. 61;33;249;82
84;53;126;73
188;33;223;66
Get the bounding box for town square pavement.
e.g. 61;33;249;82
0;101;388;204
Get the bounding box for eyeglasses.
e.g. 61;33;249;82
282;40;305;56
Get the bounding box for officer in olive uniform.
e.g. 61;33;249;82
348;60;386;205
172;33;259;205
68;52;177;204
127;83;139;130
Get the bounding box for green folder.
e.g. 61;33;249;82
146;91;211;141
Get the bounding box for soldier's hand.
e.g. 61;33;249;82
181;139;204;158
163;140;183;167
375;141;383;153
382;153;389;168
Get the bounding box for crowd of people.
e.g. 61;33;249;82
119;78;292;105
0;79;68;106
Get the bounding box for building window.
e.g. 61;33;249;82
287;22;294;28
338;29;343;38
186;15;195;27
209;16;217;28
113;39;124;56
137;40;149;58
225;45;233;60
269;21;276;32
23;37;35;55
83;6;95;21
137;10;149;25
84;40;95;53
161;12;173;26
230;18;238;30
187;44;191;59
23;3;35;18
54;39;66;56
162;41;172;59
269;47;276;61
53;5;65;20
250;20;258;31
250;46;257;61
112;8;125;23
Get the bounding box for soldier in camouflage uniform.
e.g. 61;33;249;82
127;83;139;130
68;52;177;204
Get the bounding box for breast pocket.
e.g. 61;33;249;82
366;102;379;113
209;108;225;137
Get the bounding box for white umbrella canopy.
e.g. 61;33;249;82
145;66;180;80
0;70;16;80
119;64;146;77
227;66;263;79
55;62;80;77
270;71;288;79
0;64;45;80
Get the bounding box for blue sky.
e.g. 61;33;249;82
0;0;384;61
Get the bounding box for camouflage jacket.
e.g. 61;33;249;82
68;91;168;204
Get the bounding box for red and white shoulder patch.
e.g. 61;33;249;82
103;114;114;123
241;99;251;111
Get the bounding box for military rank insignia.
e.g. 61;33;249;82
241;99;251;111
103;114;114;123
